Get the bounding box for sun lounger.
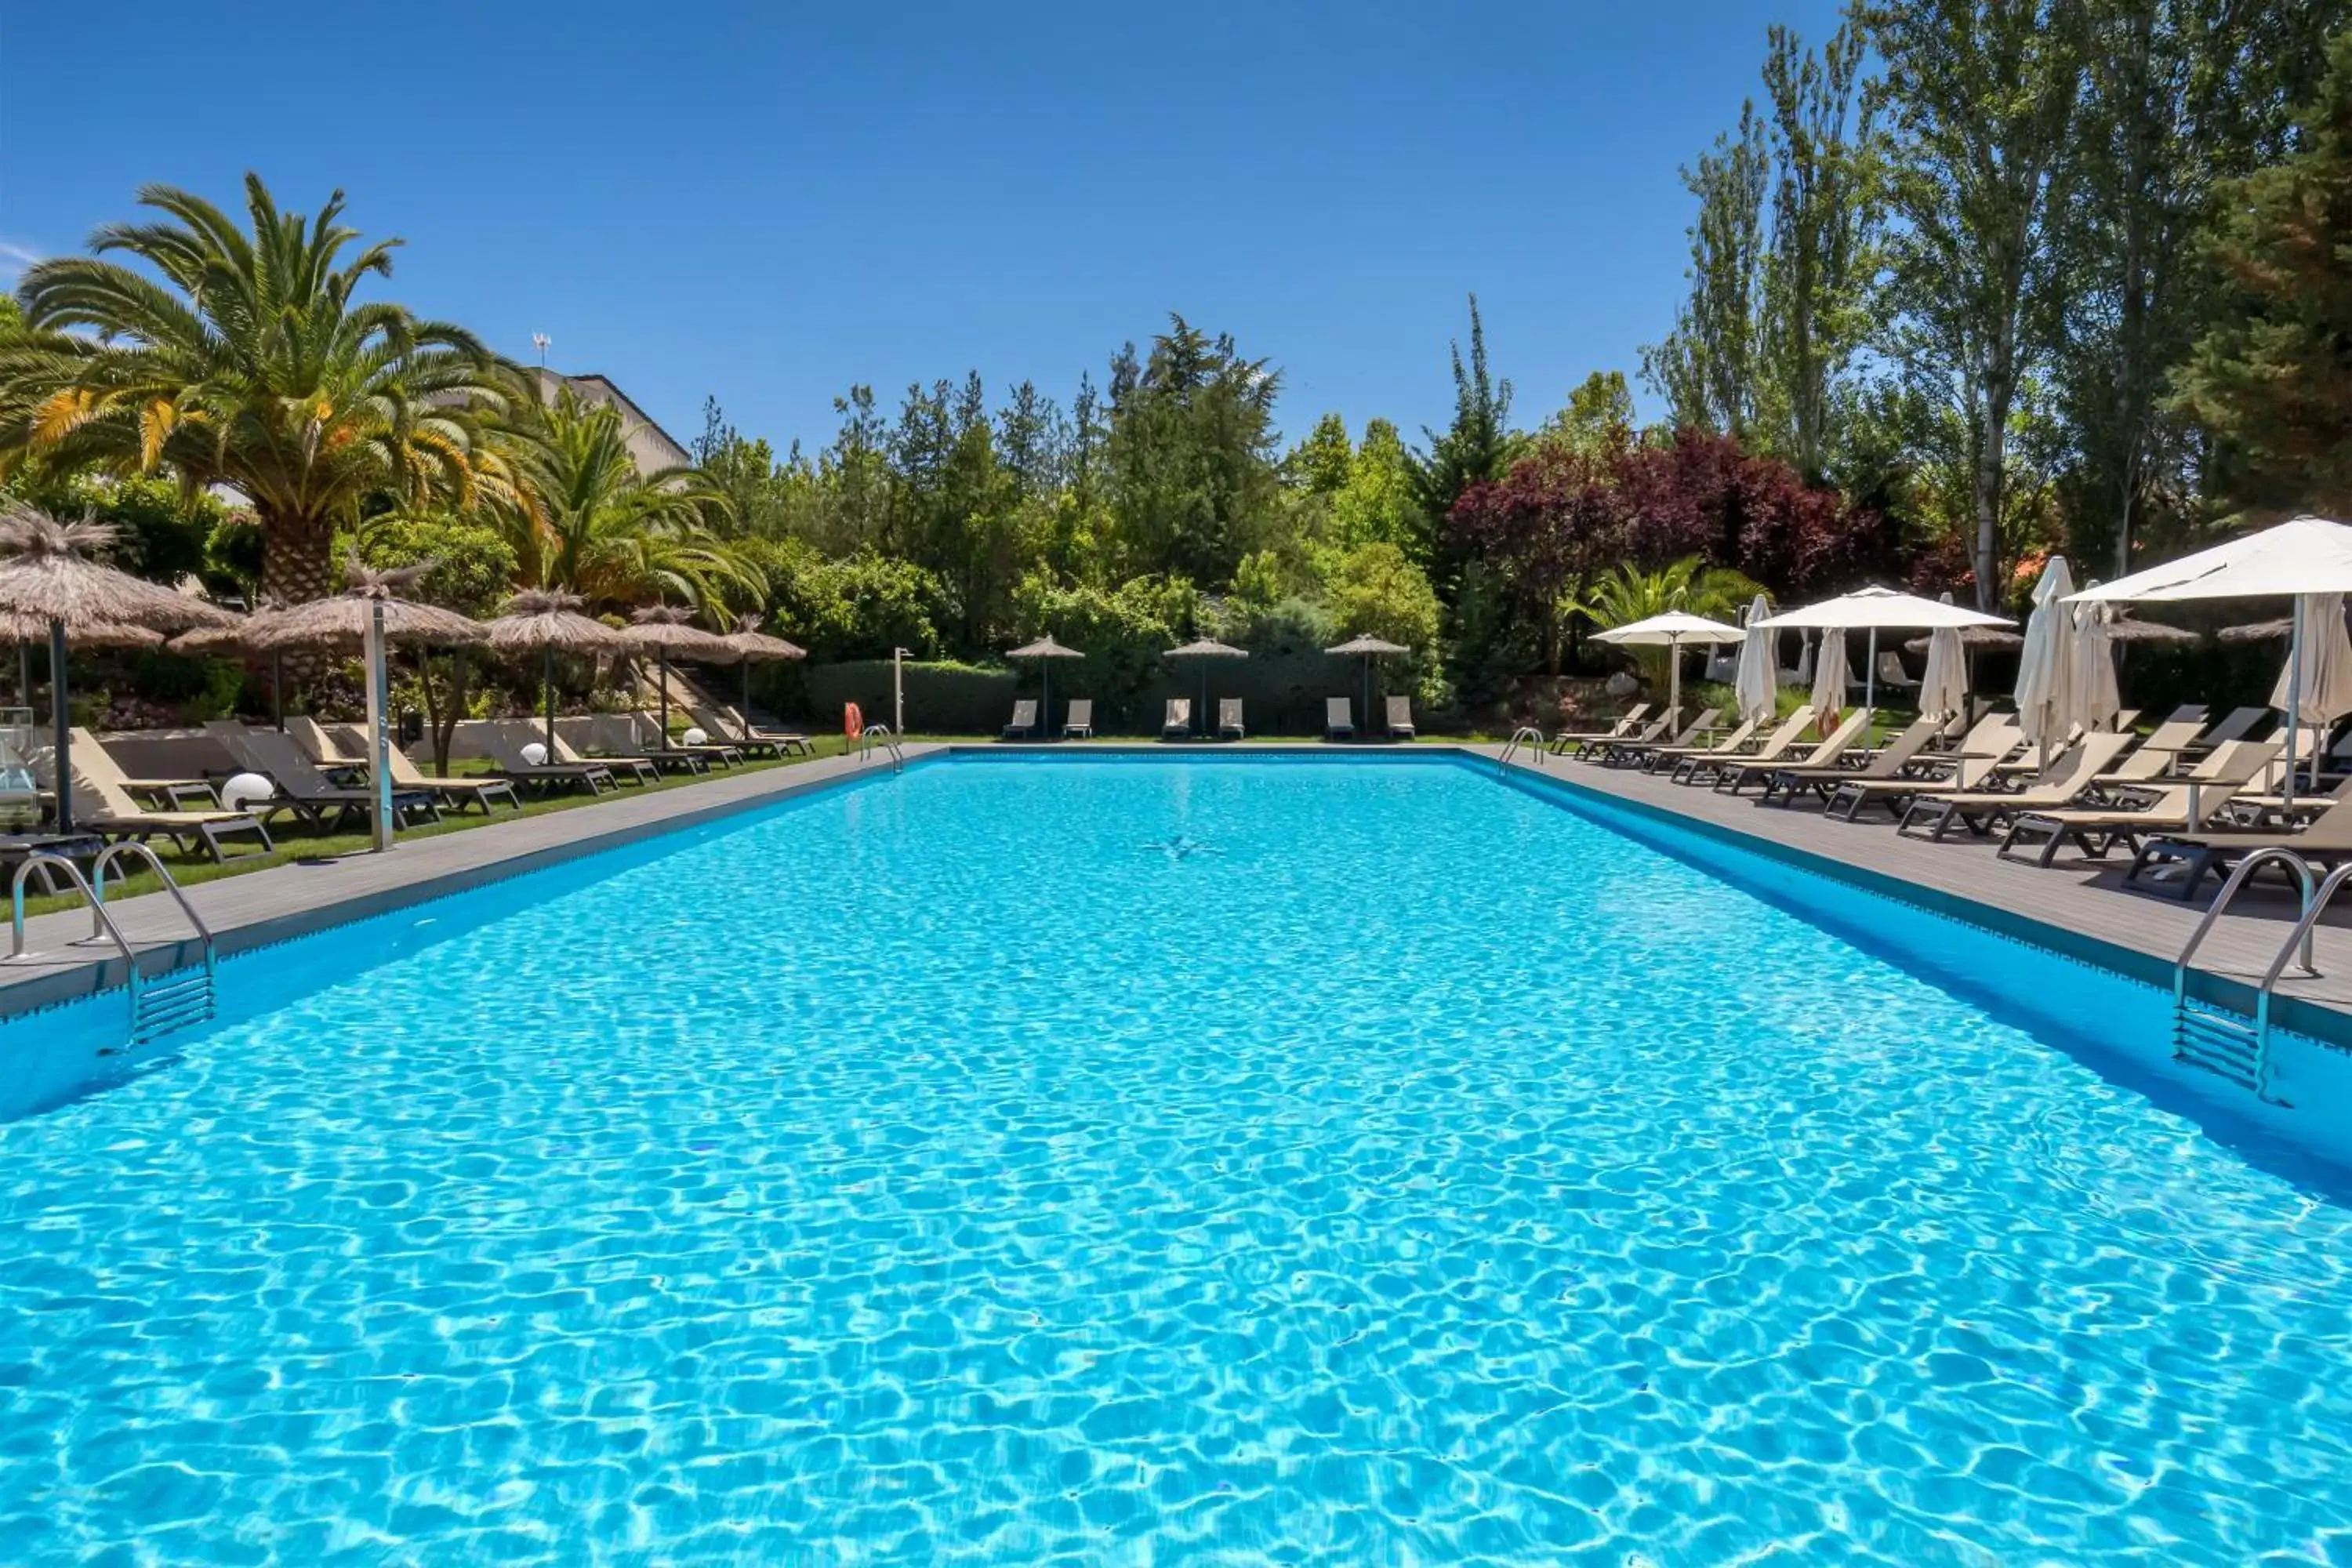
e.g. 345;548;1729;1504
57;727;219;810
1758;714;1944;807
1642;713;1757;775
1385;695;1415;739
328;724;521;814
1549;702;1650;756
209;723;441;831
1671;706;1816;786
1326;697;1353;741
46;731;271;862
631;713;742;769
1944;712;2023;760
481;721;617;794
1575;707;1680;761
1713;710;1873;796
1001;700;1038;740
1162;698;1192;739
1875;651;1918;690
2182;706;2270;755
1218;698;1244;740
1065;699;1094;740
690;704;809;758
1896;731;2137;841
1824;753;2008;822
285;714;365;771
1605;707;1721;768
2081;715;2212;792
1998;739;2282;866
2127;789;2352;900
553;731;662;787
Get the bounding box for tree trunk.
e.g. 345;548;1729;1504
258;508;341;681
1974;336;2017;613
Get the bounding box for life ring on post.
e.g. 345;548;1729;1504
844;702;863;742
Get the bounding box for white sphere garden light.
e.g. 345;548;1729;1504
681;727;708;748
220;772;275;811
521;742;549;766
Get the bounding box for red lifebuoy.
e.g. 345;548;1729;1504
844;702;863;741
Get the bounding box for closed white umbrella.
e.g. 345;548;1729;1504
2015;557;2078;761
2070;515;2352;808
2268;593;2352;791
1918;626;1969;722
2071;597;2123;733
1591;609;1744;723
1794;634;1815;688
1733;595;1777;724
1810;630;1850;728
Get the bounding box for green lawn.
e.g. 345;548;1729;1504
21;735;862;920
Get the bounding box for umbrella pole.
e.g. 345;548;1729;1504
365;601;393;853
1198;662;1207;738
2285;595;2306;811
271;652;284;731
544;648;557;757
1865;628;1878;721
16;644;28;707
49;619;71;837
1044;662;1051;740
742;660;753;730
1668;634;1681;724
659;653;671;741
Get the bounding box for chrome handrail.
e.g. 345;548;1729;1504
2175;848;2316;993
10;852;139;968
2261;861;2352;996
1498;726;1546;771
860;722;904;775
93;842;215;971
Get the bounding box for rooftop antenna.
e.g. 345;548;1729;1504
532;332;551;369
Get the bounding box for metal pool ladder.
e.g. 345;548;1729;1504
9;845;218;1049
859;722;904;775
2171;848;2329;1102
1497;726;1546;771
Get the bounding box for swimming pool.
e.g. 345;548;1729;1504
4;753;2351;1564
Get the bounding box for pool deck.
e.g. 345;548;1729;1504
7;737;2352;1047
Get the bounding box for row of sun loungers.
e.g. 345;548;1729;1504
1544;694;2352;905
999;695;1414;742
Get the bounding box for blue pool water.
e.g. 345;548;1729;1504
4;754;2352;1565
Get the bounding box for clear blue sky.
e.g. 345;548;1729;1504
2;0;1848;456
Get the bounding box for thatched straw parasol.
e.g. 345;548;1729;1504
1163;637;1246;737
617;604;740;739
2219;618;2294;644
484;589;628;757
717;614;806;732
241;561;489;654
1325;633;1410;728
1007;634;1084;735
2105;615;2199;645
0;504;233;834
1904;624;2026;653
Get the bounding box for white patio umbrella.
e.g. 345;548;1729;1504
1810;630;1851;726
2015;557;2080;762
1733;594;1778;724
1756;584;2013;713
2070;514;2352;808
1592;610;1744;725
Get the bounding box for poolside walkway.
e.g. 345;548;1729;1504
2;744;938;1018
1484;743;2352;1033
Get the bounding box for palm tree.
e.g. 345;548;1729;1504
1570;555;1764;688
496;387;761;616
0;175;517;611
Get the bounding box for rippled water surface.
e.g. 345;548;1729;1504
5;756;2352;1566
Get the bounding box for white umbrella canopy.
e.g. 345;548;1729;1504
1733;595;1778;724
1754;585;2013;631
2016;557;2080;756
2068;515;2352;604
1758;584;2012;713
1593;611;1744;723
2068;516;2352;806
1810;630;1851;726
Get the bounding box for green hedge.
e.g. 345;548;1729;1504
755;654;1413;736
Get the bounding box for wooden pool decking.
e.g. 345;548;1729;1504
6;738;2351;1044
